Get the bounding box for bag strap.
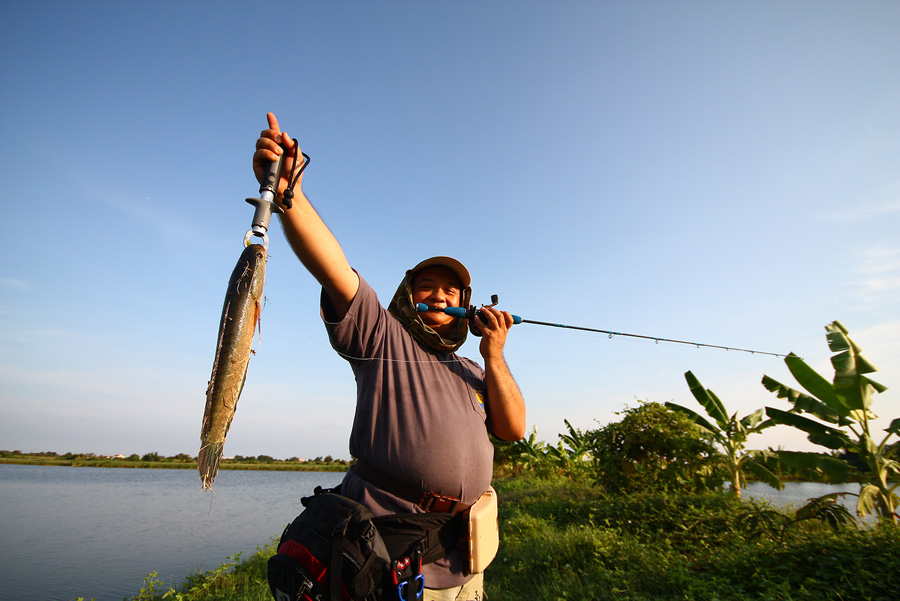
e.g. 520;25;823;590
330;513;350;601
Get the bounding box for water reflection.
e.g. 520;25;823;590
0;465;876;601
0;464;345;601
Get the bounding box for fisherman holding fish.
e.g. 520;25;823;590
254;112;526;601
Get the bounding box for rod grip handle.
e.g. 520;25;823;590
414;303;522;324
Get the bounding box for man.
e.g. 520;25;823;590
254;113;526;601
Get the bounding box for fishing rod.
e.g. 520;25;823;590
416;295;790;358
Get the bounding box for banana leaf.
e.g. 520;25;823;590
857;484;883;518
826;321;880;375
740;408;774;432
774;449;856;483
665;402;721;441
762;376;851;426
824;322;887;412
742;457;783;490
784;352;842;410
888;418;900;436
684;371;729;429
765;407;855;450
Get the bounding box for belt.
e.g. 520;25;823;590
351;459;472;514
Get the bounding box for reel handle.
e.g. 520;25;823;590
415;303;523;324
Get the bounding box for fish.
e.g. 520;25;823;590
199;243;267;490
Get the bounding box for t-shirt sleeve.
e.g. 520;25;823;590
321;275;386;361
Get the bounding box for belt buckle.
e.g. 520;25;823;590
420;493;459;513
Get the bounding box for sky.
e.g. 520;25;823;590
1;1;898;463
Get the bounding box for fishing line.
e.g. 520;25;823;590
264;296;786;368
265;299;467;365
416;301;791;358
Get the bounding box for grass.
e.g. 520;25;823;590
119;473;900;601
488;474;900;601
116;544;278;601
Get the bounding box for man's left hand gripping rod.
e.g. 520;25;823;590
244;148;286;249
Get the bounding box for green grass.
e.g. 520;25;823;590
119;474;900;601
488;474;900;601
116;543;278;601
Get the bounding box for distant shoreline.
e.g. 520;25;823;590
0;457;349;472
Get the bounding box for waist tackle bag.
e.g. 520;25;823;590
268;486;462;601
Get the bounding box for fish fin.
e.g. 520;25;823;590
198;441;224;491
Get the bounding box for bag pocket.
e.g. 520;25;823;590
268;491;391;601
466;486;499;574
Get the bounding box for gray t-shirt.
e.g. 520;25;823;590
321;275;494;587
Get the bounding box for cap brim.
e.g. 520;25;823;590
411;256;471;288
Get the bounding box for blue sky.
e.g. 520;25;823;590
2;1;898;462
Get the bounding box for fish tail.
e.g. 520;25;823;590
198;441;224;490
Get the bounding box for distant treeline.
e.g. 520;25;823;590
0;450;350;471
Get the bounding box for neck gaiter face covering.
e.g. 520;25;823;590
387;270;471;353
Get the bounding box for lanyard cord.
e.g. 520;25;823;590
280;139;310;210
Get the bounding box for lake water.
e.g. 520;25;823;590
0;464;345;601
741;480;865;512
0;465;869;601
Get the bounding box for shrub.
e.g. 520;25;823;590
587;401;723;494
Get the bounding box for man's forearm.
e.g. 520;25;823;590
484;356;526;441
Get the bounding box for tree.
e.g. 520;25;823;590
588;401;722;494
762;320;899;522
666;371;781;497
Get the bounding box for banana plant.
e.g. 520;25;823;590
536;419;591;476
667;371;781;497
554;419;592;462
511;427;549;469
762;320;899;522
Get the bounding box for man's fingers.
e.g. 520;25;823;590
477;308;499;326
256;136;282;152
254;137;283;164
266;112;281;134
478;308;513;330
281;131;298;154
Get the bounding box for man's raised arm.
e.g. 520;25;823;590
253;112;358;318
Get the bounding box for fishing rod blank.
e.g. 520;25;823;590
415;303;789;358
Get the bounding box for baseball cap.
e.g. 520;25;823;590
410;256;471;288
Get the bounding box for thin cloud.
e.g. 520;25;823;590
828;181;900;221
847;246;900;310
0;277;30;290
857;247;900;290
94;192;206;246
59;158;212;248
